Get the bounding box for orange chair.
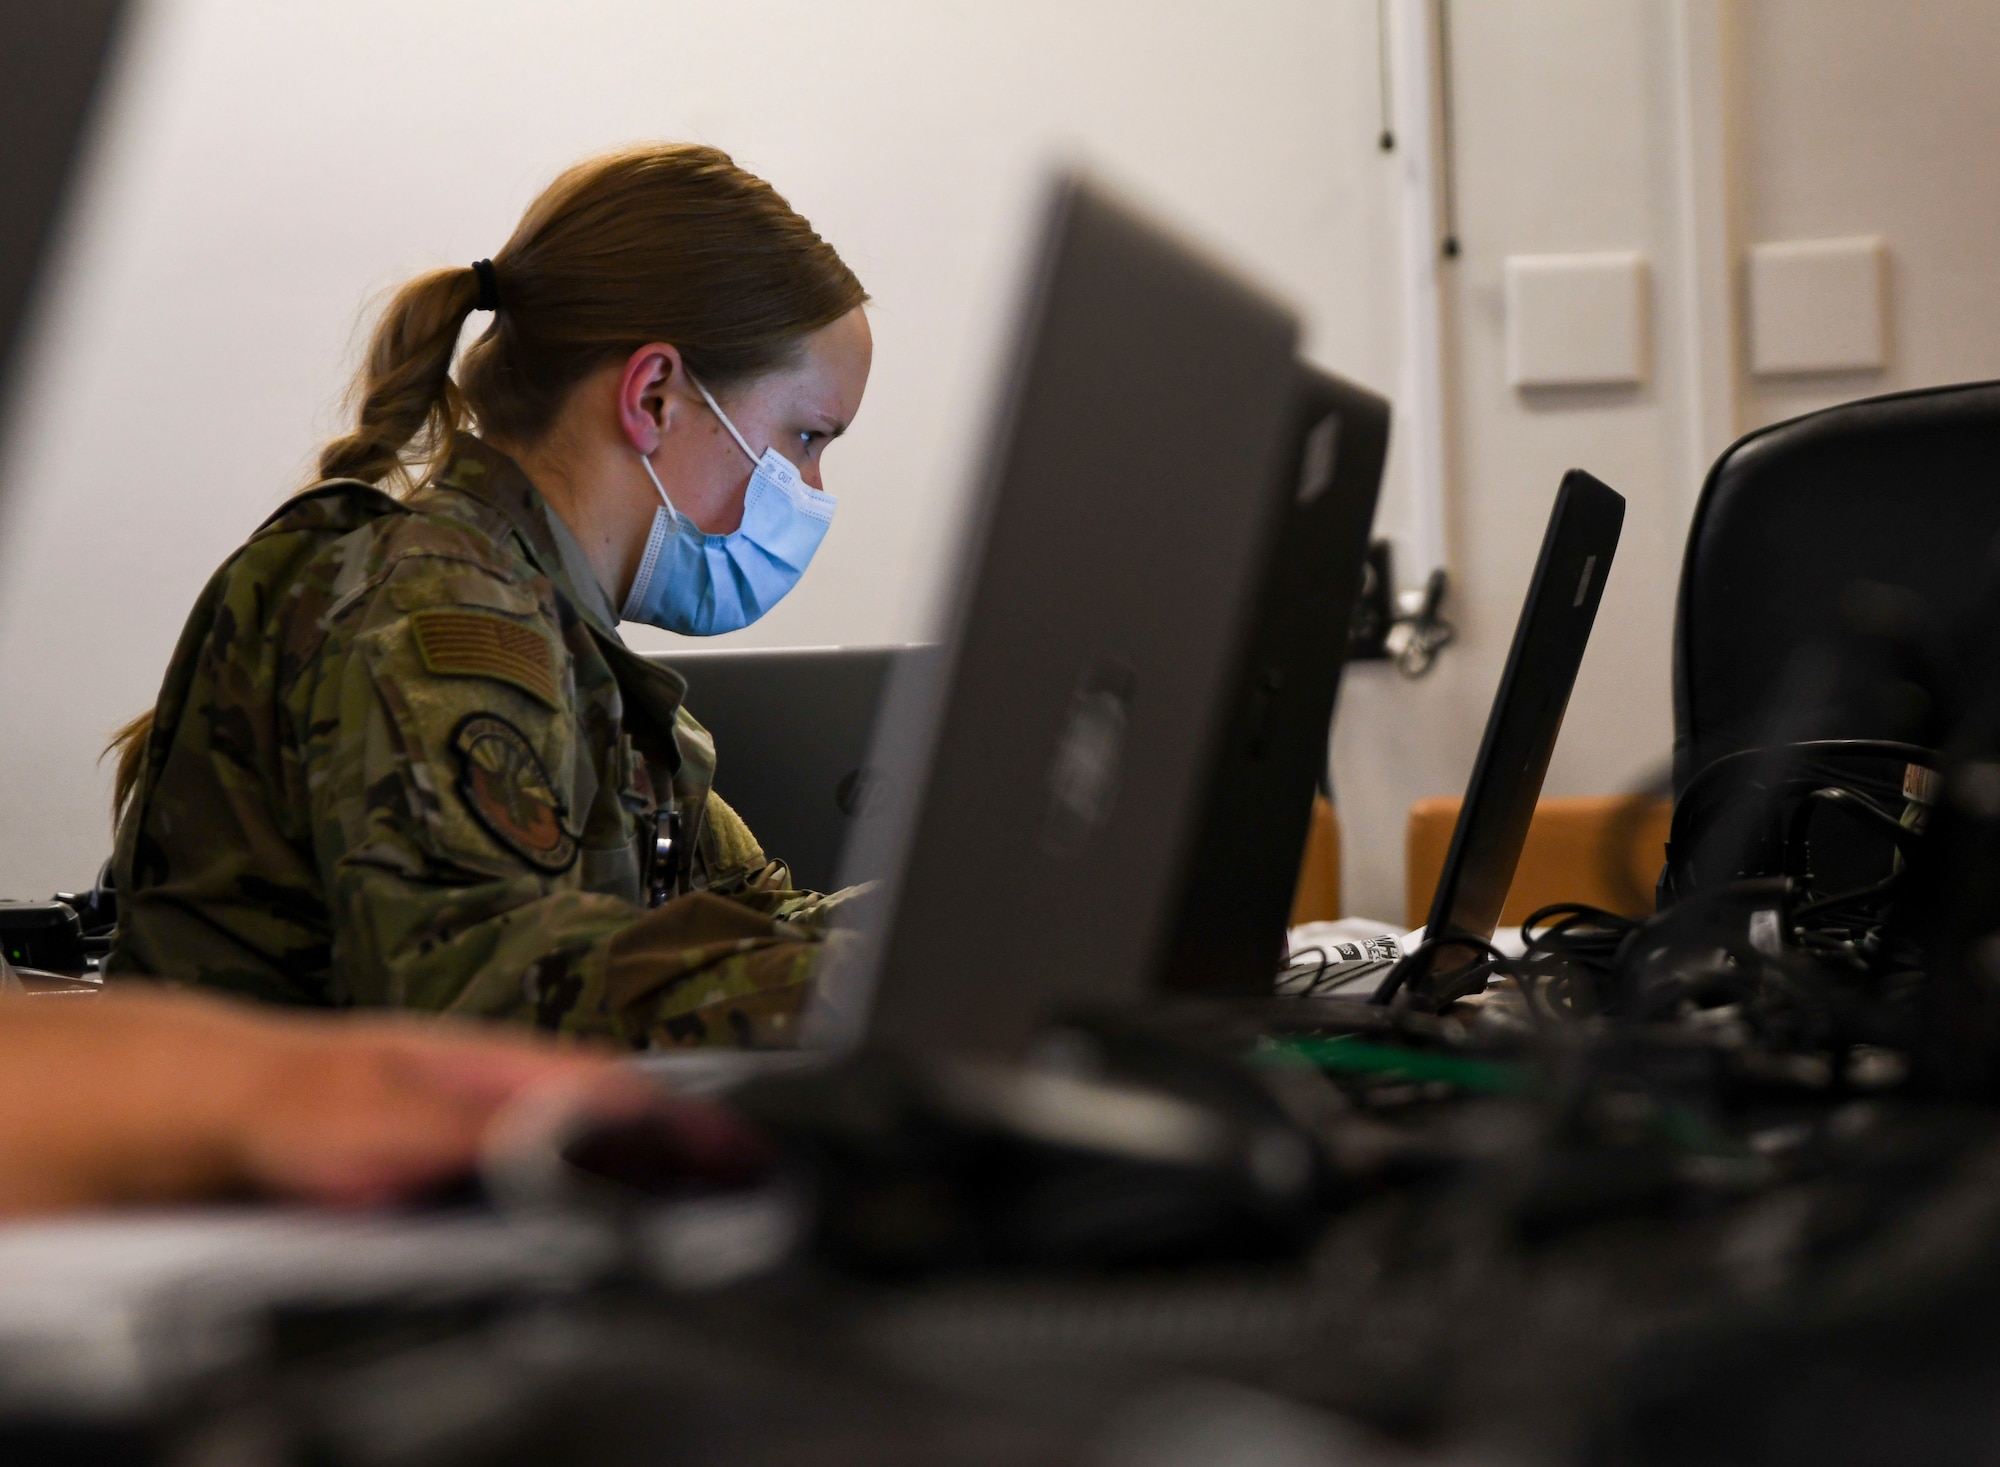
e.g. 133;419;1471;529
1290;795;1343;925
1404;795;1670;930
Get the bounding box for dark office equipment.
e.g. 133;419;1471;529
1346;539;1396;660
0;900;84;973
1374;470;1623;1007
52;859;116;940
649;644;912;892
831;174;1299;1061
600;174;1320;1255
623;176;1322;1263
623;179;1325;1273
0;6;127;970
1668;382;2000;904
1675;380;2000;791
1156;365;1389;996
727;1022;1328;1272
0;2;127;399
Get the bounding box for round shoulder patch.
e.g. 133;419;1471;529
451;713;578;873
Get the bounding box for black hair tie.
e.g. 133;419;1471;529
471;258;500;313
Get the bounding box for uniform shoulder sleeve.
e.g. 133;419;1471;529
335;551;581;884
301;548;625;1016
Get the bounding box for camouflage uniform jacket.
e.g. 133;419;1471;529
107;437;843;1046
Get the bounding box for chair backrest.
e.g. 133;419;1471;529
1674;380;2000;796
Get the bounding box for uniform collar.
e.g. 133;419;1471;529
429;439;695;754
431;436;623;637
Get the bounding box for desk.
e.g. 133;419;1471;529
2;1038;1990;1467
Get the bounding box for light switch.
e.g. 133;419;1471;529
1504;251;1649;389
1747;236;1886;376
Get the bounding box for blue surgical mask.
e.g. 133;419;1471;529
619;379;837;635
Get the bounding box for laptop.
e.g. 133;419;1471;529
803;172;1302;1061
1279;469;1627;1005
0;4;125;404
648;644;925;893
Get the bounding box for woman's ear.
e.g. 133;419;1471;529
617;343;685;454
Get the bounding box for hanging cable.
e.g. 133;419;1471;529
1435;0;1461;258
1377;0;1396;151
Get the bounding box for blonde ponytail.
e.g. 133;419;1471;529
106;709;152;828
317;265;482;492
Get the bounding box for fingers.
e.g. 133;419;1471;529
0;995;772;1223
223;1016;611;1207
229;1010;769;1208
0;988;765;1216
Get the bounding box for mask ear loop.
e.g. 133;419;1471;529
635;374;765;536
636;371;758;520
637;453;688;526
622;454;685;623
690;376;763;467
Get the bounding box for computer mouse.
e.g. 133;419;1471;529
480;1072;774;1211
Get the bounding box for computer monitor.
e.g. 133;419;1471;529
1154;363;1390;996
815;174;1301;1060
647;644;917;893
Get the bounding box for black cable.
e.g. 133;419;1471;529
1791;873;1901;922
1511;969;1572;1022
1785;785;1918;873
1370;929;1506;1008
1506;903;1640;1022
1376;0;1395;151
1520;902;1637;966
1434;0;1460;258
1283;946;1336;997
1667;739;1936;899
1288;940;1414;999
1673;740;1933;830
1769;785;1917;954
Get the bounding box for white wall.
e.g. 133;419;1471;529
1734;0;2000;432
3;0;1999;927
1334;0;1700;921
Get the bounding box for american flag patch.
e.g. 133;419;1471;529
410;610;559;708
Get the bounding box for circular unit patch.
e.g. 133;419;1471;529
451;713;578;873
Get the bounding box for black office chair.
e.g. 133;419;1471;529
1667;380;2000;900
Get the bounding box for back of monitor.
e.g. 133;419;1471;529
1155;364;1390;996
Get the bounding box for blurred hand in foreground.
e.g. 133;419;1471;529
0;988;765;1217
